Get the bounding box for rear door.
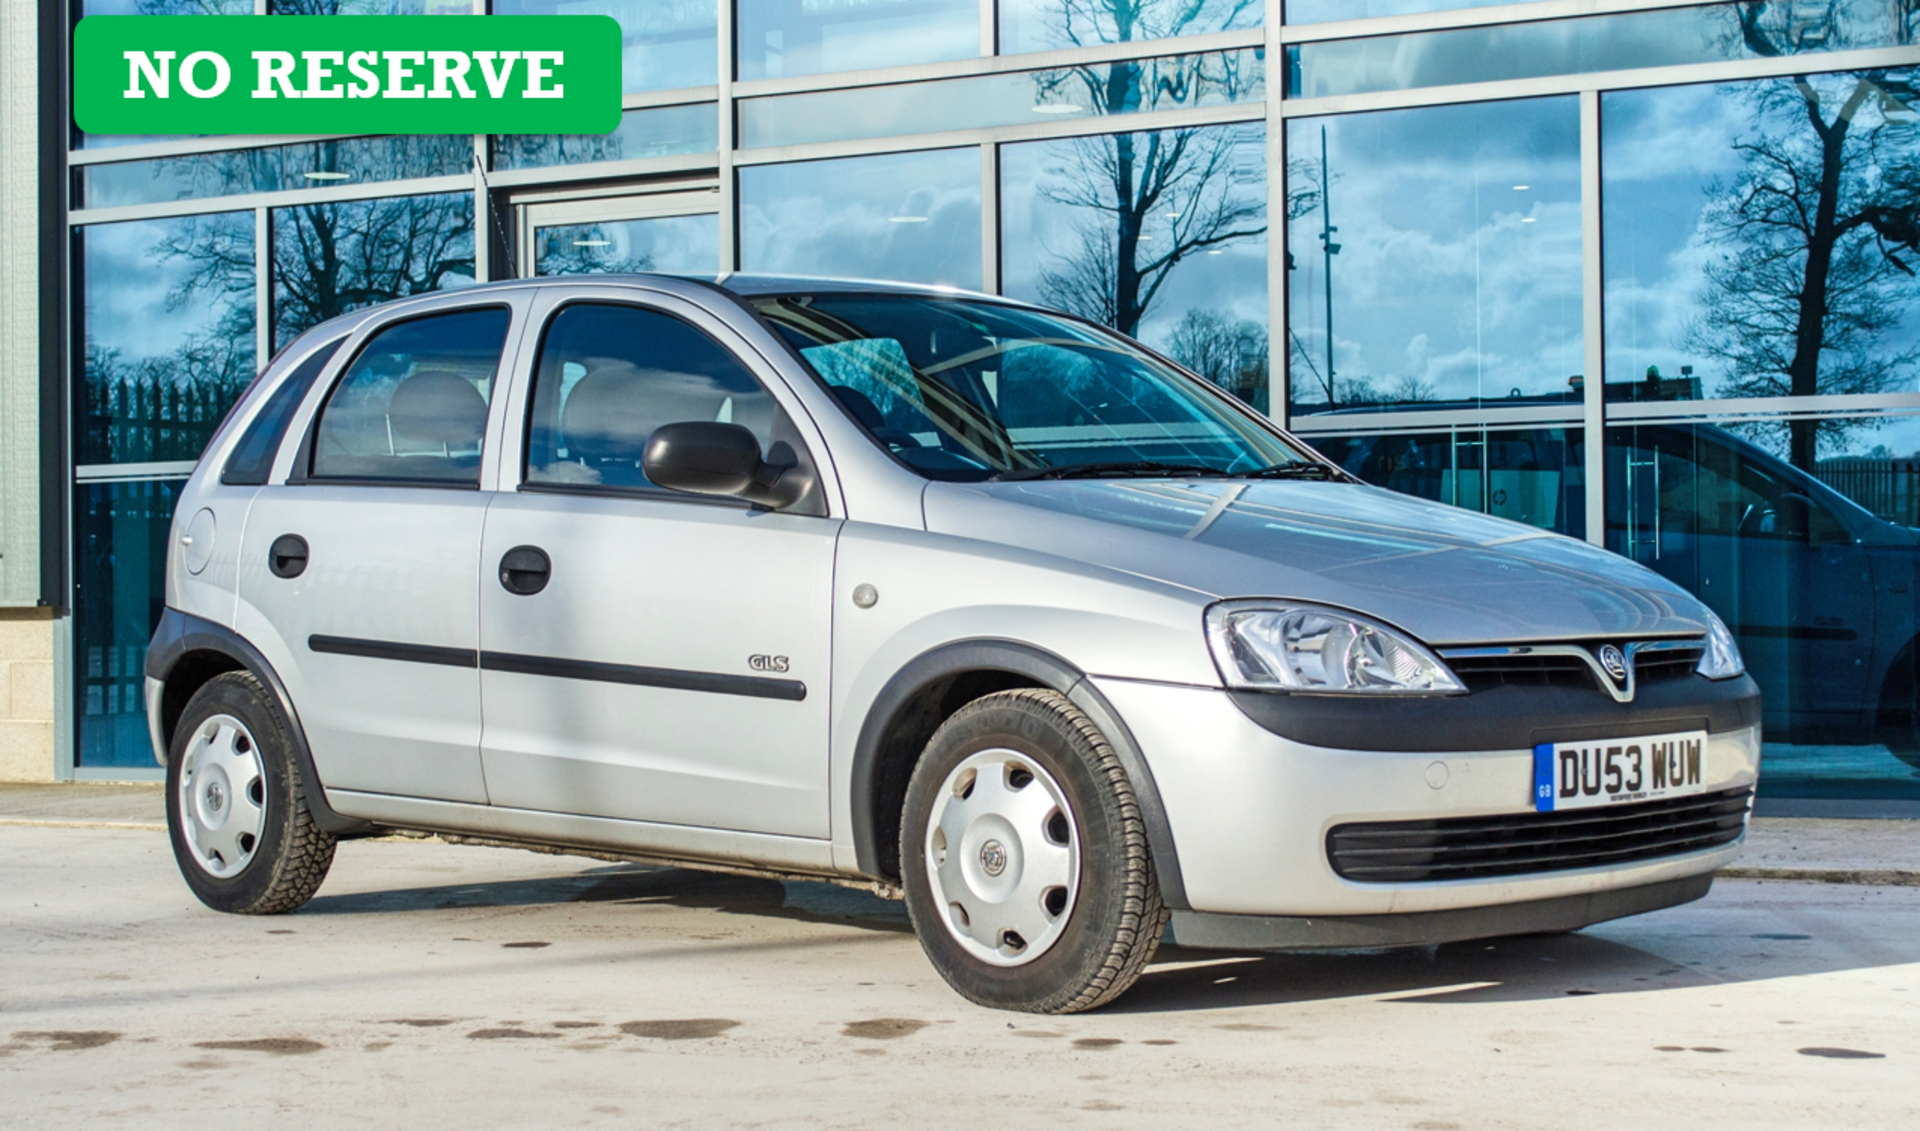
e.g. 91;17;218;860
234;301;523;803
476;288;841;837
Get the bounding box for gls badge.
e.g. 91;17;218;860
749;654;790;673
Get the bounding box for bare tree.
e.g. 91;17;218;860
1166;309;1268;407
1686;70;1920;470
270;196;474;346
1030;0;1259;49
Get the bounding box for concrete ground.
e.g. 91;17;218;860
3;802;1917;1130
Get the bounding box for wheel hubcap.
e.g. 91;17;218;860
178;714;267;879
924;749;1079;966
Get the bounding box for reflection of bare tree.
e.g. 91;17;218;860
1023;1;1272;346
271;196;475;345
1031;0;1258;49
1687;69;1920;470
1037;126;1266;336
1166;309;1267;409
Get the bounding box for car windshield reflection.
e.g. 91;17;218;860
752;293;1313;481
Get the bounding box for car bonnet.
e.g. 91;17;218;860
921;479;1711;646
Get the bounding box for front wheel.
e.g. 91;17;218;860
901;689;1167;1013
166;671;336;914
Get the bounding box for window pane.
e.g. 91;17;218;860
1285;0;1514;22
1286;98;1580;416
1289;1;1913;99
267;0;471;12
1306;426;1586;537
72;1;245;146
737;0;978;81
738;50;1263;149
1606;417;1920;802
78;135;474;210
78;214;257;466
1001;124;1268;408
1602;72;1920;455
310;308;511;483
223;338;345;486
739;148;982;289
493;104;719;171
1001;0;1259;56
495;0;719;91
526;303;780;491
75;477;186;767
534;215;720;275
272;191;475;349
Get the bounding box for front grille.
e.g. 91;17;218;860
1445;644;1705;693
1327;787;1752;883
1448;654;1594;690
1635;646;1705;683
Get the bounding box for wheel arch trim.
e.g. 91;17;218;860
145;607;372;835
849;638;1189;910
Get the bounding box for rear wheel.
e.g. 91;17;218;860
901;689;1167;1013
166;672;335;914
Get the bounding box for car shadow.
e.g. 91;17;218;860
301;863;915;934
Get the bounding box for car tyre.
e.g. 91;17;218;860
901;688;1168;1013
166;671;336;914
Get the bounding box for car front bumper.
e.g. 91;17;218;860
1091;677;1761;919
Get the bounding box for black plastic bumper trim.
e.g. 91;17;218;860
303;635;806;702
1168;873;1714;952
480;650;807;702
308;634;478;669
1228;673;1761;753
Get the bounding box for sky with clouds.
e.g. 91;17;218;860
1286;95;1584;411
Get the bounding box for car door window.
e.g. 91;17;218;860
524;302;782;492
309;308;512;484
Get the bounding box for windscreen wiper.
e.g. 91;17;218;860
992;460;1228;481
1235;462;1344;481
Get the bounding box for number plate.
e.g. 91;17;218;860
1532;730;1710;812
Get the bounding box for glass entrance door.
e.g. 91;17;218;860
517;185;721;278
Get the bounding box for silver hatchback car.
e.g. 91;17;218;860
147;274;1760;1012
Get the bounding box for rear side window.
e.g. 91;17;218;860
524;303;781;493
309;308;511;484
221;338;343;486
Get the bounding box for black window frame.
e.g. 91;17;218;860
290;303;515;491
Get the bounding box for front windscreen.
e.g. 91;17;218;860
751;293;1315;481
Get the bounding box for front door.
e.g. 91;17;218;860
235;304;519;804
476;289;840;837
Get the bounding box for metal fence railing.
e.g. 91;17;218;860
1816;457;1920;529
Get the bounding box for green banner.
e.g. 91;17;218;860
74;15;622;136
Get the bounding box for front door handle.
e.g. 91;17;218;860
499;545;551;596
269;534;308;579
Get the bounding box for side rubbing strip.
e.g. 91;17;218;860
308;635;479;669
480;651;808;702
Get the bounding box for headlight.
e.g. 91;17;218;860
1696;608;1746;680
1205;601;1465;695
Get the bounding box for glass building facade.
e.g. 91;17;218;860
58;1;1920;807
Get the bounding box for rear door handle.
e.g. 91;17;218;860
499;545;551;596
269;534;308;579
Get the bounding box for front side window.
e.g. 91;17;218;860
309;308;511;484
524;303;783;493
752;293;1311;480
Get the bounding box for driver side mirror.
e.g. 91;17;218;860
642;421;810;510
